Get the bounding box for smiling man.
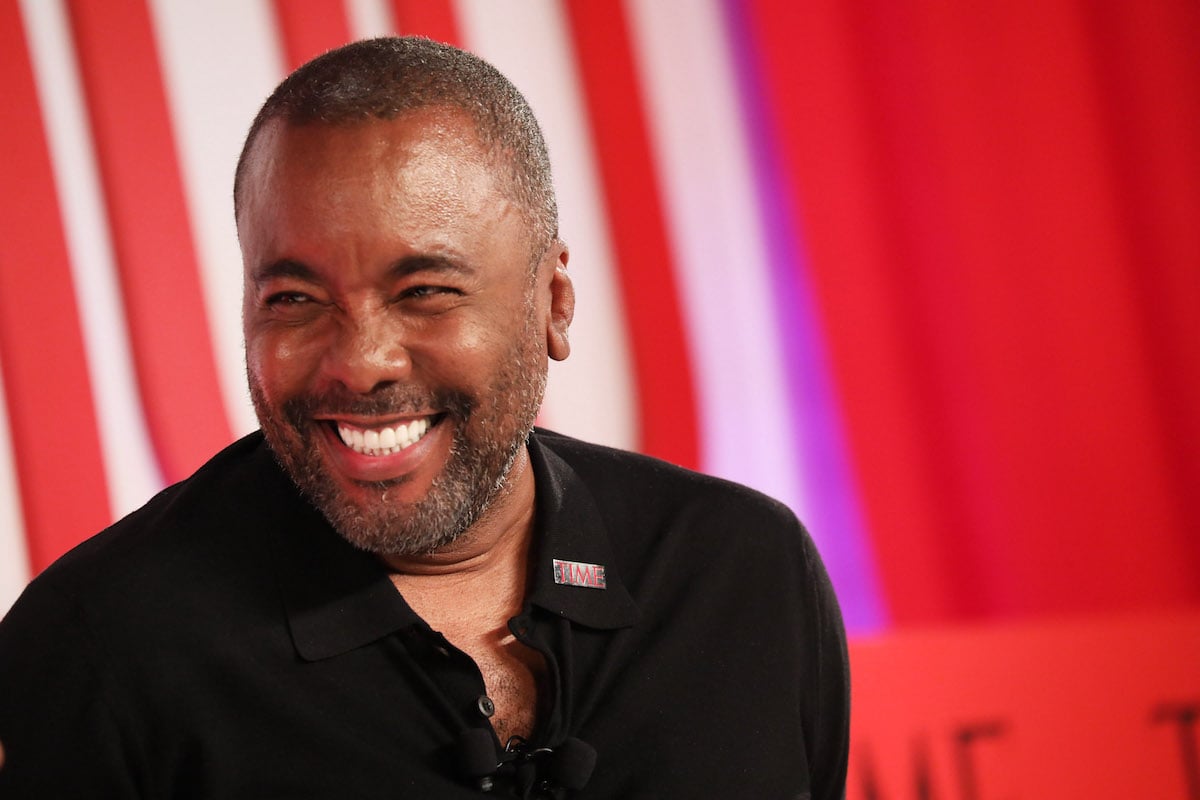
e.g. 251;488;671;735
239;108;560;562
0;38;848;798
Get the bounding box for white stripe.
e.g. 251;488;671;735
625;0;808;510
20;0;164;519
0;358;31;616
455;0;637;451
148;0;285;440
345;0;395;39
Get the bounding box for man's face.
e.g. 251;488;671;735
238;110;571;556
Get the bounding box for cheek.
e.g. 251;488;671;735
428;314;524;379
444;322;495;359
245;327;329;399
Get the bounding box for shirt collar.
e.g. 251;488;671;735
271;429;637;663
264;451;419;662
524;431;639;630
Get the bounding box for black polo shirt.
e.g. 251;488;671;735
0;429;848;798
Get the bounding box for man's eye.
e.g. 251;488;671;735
265;292;312;306
403;286;459;300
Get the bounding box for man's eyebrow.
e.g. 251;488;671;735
250;255;477;286
388;254;477;279
250;259;319;286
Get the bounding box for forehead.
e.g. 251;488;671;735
240;108;502;213
237;110;530;270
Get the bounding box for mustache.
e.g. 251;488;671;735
280;384;475;424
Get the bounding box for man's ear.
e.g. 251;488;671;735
544;243;573;362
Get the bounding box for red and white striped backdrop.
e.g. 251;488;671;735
4;0;1199;633
3;0;878;618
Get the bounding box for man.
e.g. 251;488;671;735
0;37;848;798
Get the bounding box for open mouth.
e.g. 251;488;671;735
333;415;442;457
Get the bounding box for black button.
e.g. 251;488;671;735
476;695;496;718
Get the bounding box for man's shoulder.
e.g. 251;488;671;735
531;428;806;545
528;432;839;661
19;432;289;609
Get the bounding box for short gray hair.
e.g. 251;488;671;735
234;37;558;262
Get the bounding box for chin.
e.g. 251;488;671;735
253;389;531;558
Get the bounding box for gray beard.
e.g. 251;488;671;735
249;313;545;557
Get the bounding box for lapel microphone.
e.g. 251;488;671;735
456;729;597;795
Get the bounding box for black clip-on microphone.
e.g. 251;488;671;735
456;729;597;794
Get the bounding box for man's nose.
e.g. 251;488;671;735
323;313;412;394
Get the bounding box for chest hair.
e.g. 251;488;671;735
390;574;545;742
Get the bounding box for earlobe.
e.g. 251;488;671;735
545;245;573;362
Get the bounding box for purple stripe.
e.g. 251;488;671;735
720;0;888;632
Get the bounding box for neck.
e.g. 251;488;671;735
380;447;537;580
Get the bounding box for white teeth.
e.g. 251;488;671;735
336;418;432;456
378;427;396;449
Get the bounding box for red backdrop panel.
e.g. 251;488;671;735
744;0;1200;624
67;0;233;484
0;0;111;570
848;612;1200;799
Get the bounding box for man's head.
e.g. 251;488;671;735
236;38;573;557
